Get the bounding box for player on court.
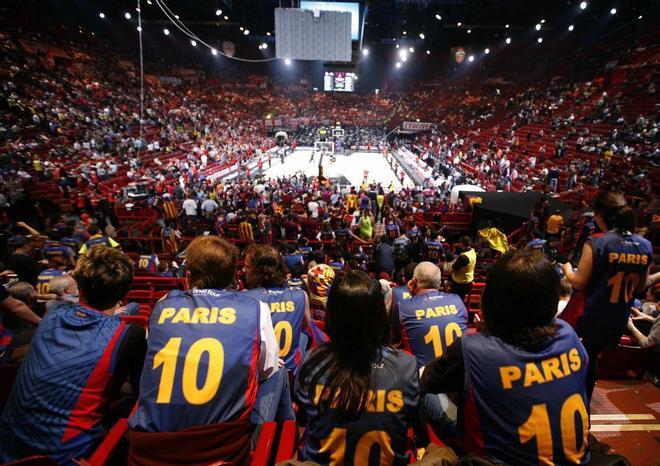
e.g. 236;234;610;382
392;262;468;368
243;244;311;371
129;236;289;464
423;250;591;465
295;270;420;466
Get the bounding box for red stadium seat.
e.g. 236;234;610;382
119;315;149;330
597;341;657;379
83;418;129;466
251;421;278;466
274;420;298;464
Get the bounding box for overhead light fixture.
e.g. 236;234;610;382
568;24;574;31
484;48;490;54
191;40;197;46
435;14;442;20
163;28;170;36
399;49;408;59
426;50;431;55
401;55;408;62
362;48;369;56
505;24;510;28
610;8;617;15
224;15;229;20
146;0;152;4
174;15;179;19
137;26;142;32
99;12;106;19
540;19;546;24
467;29;472;34
266;32;271;36
506;37;511;44
124;12;132;19
537;37;543;43
419;33;425;39
402;30;407;35
244;29;250;35
535;23;541;31
408;46;414;53
261;42;268;49
215;9;222;16
638;15;643;19
457;22;462;26
211;48;218;55
395;62;402;68
468;55;475;62
285;58;291;65
580;1;587;10
396;44;400;49
240;26;244;31
258;44;263;50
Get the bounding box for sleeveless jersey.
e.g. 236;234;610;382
396;290;467;367
137;254;159;273
0;303;130;464
424;241;444;262
245;286;306;370
295;347;420;466
36;268;66;295
129;289;261;432
460;319;590;465
578;232;652;344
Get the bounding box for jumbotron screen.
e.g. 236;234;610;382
323;71;356;92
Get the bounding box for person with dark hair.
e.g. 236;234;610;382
391;262;417;312
0;246;146;464
78;223;119;256
374;234;395;277
244;244;310;371
6;236;43;286
449;235;476;302
422;250;591;465
129;236;281;465
295;270;420;465
560;191;652;401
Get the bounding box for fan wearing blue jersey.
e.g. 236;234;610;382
36;256;70;296
129;236;285;466
243;244;311;371
295;270;420;466
391;262;416;316
392;262;468;368
0;246;146;465
423;250;591;465
560;191;652;401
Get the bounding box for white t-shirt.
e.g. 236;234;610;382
308;201;320;218
182;199;198;216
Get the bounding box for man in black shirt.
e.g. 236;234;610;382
6;236;43;286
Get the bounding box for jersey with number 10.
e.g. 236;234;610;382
396;290;467;367
460;319;590;465
579;231;652;342
129;289;261;432
245;286;306;370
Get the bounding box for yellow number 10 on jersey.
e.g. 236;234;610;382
154;337;224;405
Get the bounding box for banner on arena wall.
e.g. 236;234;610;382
450;47;466;64
402;121;433;131
222;41;235;57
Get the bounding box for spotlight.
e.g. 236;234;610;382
426;50;431;55
638;15;643;19
258;44;263;50
240;26;244;31
261;43;268;49
163;28;170;36
484;48;490;54
395;62;402;68
211;48;218;55
124;12;131;19
244;29;250;35
396;44;400;49
541;19;546;24
419;33;425;39
408;46;414;53
224;15;229;20
401;55;408;62
610;8;617;15
537;37;543;43
137;26;142;32
99;12;106;19
435;14;442;21
468;55;475;62
457;22;462;26
191;40;197;46
505;24;510;28
568;24;574;31
215;9;222;16
362;48;369;56
535;24;541;31
147;0;152;4
267;32;271;36
467;29;471;34
285;58;291;65
399;49;408;59
402;31;407;35
506;37;511;44
579;1;587;10
174;15;179;19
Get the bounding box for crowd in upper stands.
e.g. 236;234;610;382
0;11;658;466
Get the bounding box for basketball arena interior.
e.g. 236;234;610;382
0;0;658;465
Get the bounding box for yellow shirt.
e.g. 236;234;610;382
546;214;564;234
